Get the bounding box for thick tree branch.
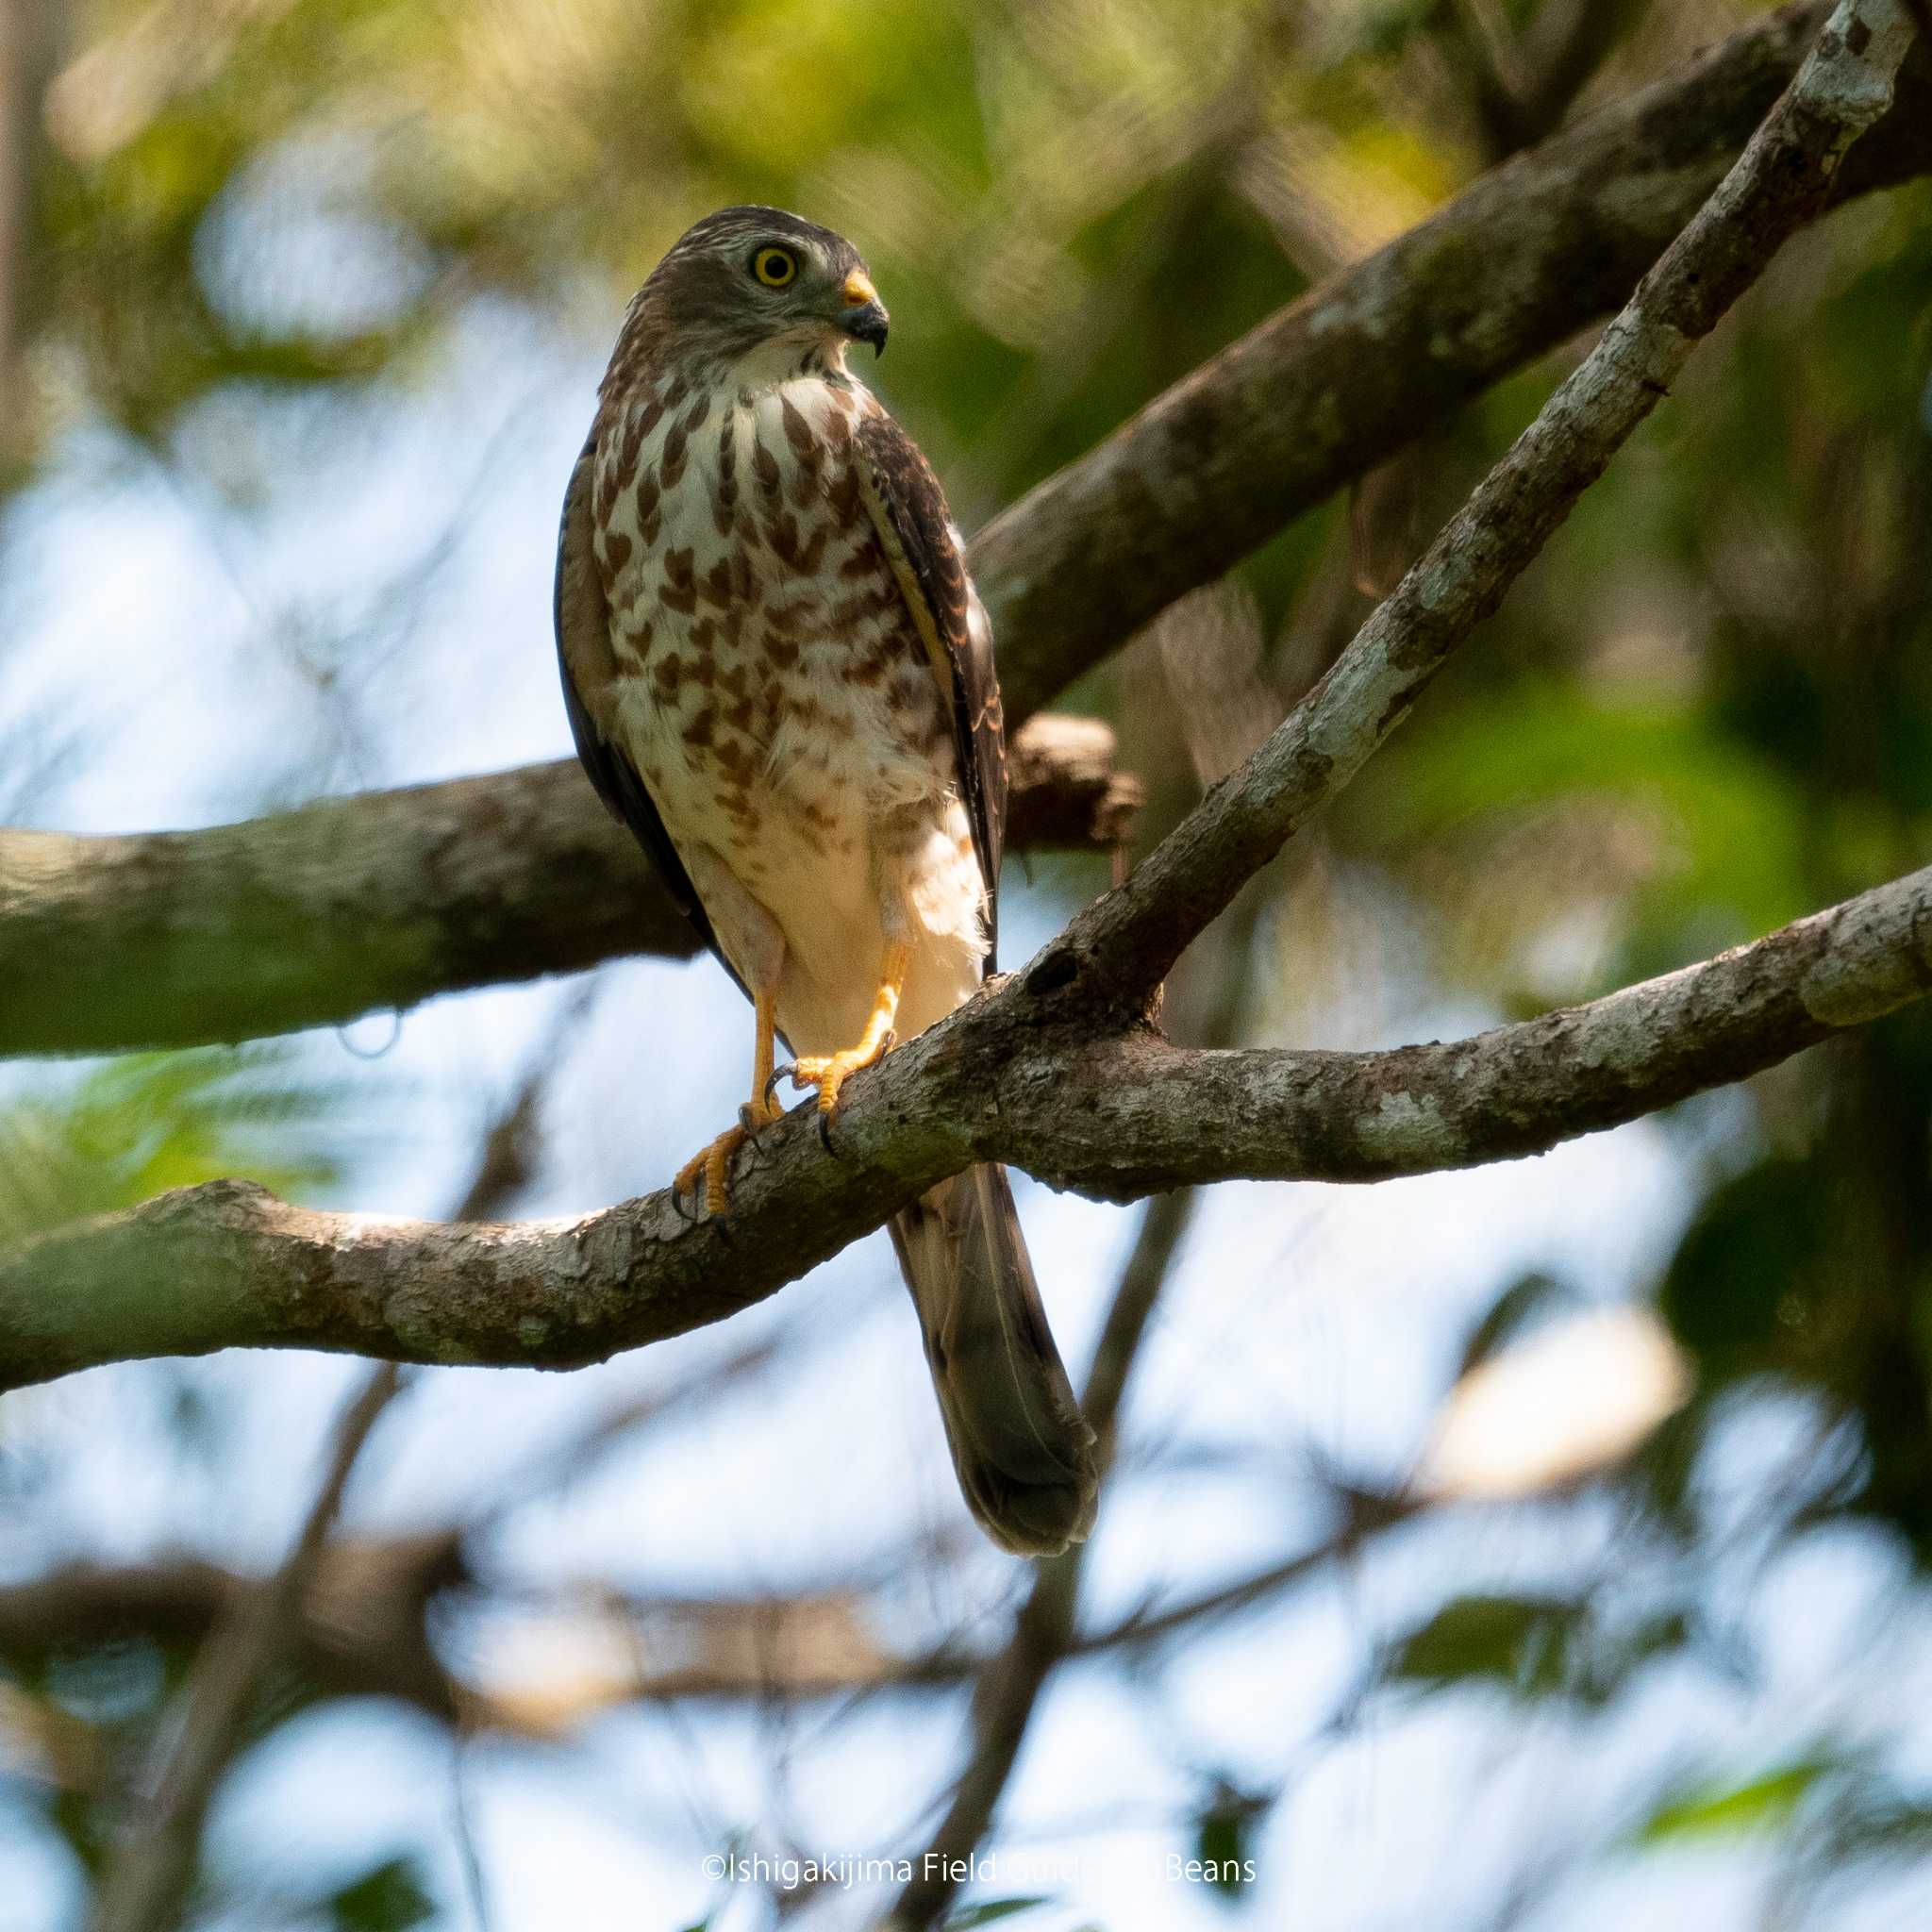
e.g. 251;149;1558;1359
4;4;1928;1060
979;0;1931;724
0;1504;1402;1734
1;0;1917;1399
0;715;1137;1057
1040;0;1918;1007
8;860;1932;1391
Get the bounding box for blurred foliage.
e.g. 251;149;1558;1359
1636;1757;1835;1844
8;0;1932;1925
9;0;1600;519
0;1047;345;1244
1345;161;1932;1575
317;1855;436;1932
1190;1781;1262;1900
1385;1590;1694;1709
940;1900;1054;1928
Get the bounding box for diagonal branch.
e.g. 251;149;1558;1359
978;0;1930;724
1041;0;1917;1008
8;858;1932;1391
0;0;1918;1401
3;4;1928;1061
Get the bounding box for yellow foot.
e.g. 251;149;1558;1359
783;1035;894;1124
767;939;910;1131
672;1097;782;1218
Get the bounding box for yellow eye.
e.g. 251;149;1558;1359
752;246;797;288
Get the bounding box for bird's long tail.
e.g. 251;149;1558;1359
890;1164;1098;1556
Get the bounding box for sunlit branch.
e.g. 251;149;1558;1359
9;856;1926;1392
1043;0;1921;1007
0;0;1920;1418
0;716;1138;1057
2;5;1926;1060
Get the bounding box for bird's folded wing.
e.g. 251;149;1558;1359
554;431;743;998
854;412;1008;970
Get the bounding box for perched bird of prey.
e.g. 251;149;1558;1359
554;207;1098;1556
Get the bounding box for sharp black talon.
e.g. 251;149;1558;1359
764;1063;797;1109
817;1110;836;1154
671;1178;699;1224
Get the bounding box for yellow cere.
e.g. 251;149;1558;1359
841;269;878;308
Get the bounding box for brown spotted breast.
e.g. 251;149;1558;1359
586;356;959;964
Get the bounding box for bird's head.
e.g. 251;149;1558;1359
634;207;889;372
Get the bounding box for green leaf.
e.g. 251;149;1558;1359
1636;1759;1833;1844
1457;1271;1577;1377
1194;1807;1250;1898
1388;1593;1582;1696
943;1900;1052;1929
0;1044;351;1245
1657;1158;1833;1374
327;1854;435;1932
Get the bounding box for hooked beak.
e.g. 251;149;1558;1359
837;268;890;358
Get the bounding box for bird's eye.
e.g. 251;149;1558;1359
752;246;797;288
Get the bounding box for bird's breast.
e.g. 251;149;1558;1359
590;368;954;870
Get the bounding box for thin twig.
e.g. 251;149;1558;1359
88;1364;408;1932
887;873;1269;1929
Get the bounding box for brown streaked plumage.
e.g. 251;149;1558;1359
555;207;1097;1556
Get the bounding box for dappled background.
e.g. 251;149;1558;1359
6;0;1932;1926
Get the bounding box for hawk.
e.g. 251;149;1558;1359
554;208;1098;1556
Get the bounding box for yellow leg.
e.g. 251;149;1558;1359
750;985;776;1109
674;987;782;1216
782;939;910;1122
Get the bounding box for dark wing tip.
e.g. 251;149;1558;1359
855;412;1008;968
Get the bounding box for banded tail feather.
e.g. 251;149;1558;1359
890;1164;1098;1556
